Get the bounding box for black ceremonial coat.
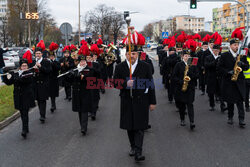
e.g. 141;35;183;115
172;61;198;104
204;54;220;94
217;51;249;103
3;71;35;110
34;58;52;100
59;56;75;87
71;66;94;113
113;60;156;131
49;60;60;98
91;62;101;100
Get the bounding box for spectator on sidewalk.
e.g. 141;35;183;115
0;47;9;81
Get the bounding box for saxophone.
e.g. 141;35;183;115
231;54;242;82
182;64;191;92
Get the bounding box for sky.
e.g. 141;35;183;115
47;0;230;32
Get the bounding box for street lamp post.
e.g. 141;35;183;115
78;0;81;46
27;0;31;48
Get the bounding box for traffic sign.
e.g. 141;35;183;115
162;32;169;39
59;23;73;35
60;23;73;45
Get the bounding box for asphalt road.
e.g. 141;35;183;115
1;51;250;167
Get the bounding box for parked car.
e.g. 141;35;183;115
150;43;158;50
147;40;155;48
3;55;15;69
221;42;229;52
11;47;33;59
3;51;20;67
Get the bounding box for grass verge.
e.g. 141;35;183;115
0;85;16;122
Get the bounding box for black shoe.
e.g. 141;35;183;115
39;117;45;124
190;122;195;130
239;120;246;128
209;107;215;111
220;106;227;113
68;97;72;101
246;108;250;112
21;131;27;139
50;108;55;113
91;116;96;121
81;130;86;136
129;149;136;157
135;154;145;162
147;124;152;129
181;120;186;126
227;118;233;125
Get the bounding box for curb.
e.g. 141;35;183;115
0;111;20;130
0;88;64;130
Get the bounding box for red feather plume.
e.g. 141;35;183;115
63;45;71;52
231;27;245;40
49;42;59;51
36;40;46;51
70;44;77;51
78;44;90;56
81;39;87;46
97;38;103;45
202;34;210;42
193;33;201;40
22;50;32;64
91;44;100;55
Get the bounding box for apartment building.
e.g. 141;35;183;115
213;0;250;37
0;0;7;25
173;15;205;34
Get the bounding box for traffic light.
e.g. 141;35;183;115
124;11;129;20
190;0;197;9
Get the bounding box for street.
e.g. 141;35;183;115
0;51;250;167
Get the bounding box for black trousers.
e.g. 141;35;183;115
167;88;173;102
208;93;226;109
50;97;56;109
20;109;29;132
91;100;99;117
199;73;206;92
127;130;144;154
227;102;245;121
245;83;250;109
78;112;88;131
64;86;71;98
176;101;194;123
38;100;46;118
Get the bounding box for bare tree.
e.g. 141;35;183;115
110;11;125;45
84;4;125;43
7;0;56;46
141;24;153;39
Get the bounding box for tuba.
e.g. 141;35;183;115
182;64;191;92
105;43;117;66
231;54;243;81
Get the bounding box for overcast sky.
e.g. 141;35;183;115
47;0;230;32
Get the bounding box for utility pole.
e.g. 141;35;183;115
78;0;81;46
27;0;31;48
